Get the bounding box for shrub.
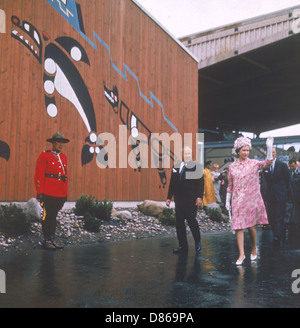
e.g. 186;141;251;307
74;194;113;232
93;199;113;221
74;194;96;216
0;204;31;236
205;208;224;223
158;207;176;226
82;211;101;233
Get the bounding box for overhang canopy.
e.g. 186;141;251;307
198;33;300;134
181;6;300;136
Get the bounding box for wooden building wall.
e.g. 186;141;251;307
0;0;198;201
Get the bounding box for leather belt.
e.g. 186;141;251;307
45;173;67;182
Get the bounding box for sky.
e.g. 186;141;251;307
136;0;300;149
136;0;300;38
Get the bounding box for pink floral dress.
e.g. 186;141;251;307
227;158;269;230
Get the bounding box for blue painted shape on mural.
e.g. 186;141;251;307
46;0;81;32
46;0;178;132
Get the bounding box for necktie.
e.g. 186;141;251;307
179;164;186;181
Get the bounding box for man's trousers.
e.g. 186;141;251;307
175;204;200;249
265;198;286;240
41;195;66;241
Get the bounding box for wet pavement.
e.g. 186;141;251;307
0;228;300;308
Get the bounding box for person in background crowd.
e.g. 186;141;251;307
34;132;70;250
224;155;235;163
226;137;273;265
286;159;300;233
211;163;221;203
203;161;216;207
218;168;229;207
261;147;290;246
224;156;231;164
166;146;204;254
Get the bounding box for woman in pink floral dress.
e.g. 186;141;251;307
226;137;273;265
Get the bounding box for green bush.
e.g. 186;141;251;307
0;204;31;236
74;194;113;232
82;211;101;233
158;207;176;226
205;208;224;223
93;199;113;221
74;194;96;216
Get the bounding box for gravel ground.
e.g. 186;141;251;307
0;206;231;254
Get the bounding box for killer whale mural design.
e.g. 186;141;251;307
11;15;98;166
9;0;182;189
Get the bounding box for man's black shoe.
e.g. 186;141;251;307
52;240;64;249
173;246;187;253
195;242;202;253
43;240;56;250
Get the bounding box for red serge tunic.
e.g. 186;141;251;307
34;150;68;198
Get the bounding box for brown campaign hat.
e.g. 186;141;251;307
46;132;70;144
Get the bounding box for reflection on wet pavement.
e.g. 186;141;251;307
0;229;300;308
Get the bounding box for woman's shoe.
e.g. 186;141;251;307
250;248;257;261
235;255;245;266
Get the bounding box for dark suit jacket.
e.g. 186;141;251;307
167;161;204;207
288;168;300;203
261;159;290;203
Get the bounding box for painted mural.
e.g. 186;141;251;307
0;140;10;162
7;0;183;192
11;14;98;166
0;117;9;161
0;11;8;162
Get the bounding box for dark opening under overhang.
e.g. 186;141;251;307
198;32;300;135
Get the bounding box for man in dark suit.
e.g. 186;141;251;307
166;146;204;253
287;159;300;232
262;147;290;244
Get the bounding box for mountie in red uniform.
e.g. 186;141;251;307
34;150;68;198
34;132;70;250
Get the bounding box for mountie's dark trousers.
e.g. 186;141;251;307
175;204;201;250
41;195;66;241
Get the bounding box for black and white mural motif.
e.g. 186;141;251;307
0;119;10;162
11;15;98;167
9;0;180;189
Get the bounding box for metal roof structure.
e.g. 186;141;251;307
180;6;300;137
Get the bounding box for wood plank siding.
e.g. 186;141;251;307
0;0;198;201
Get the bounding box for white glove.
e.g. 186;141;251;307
225;192;231;211
266;137;274;160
